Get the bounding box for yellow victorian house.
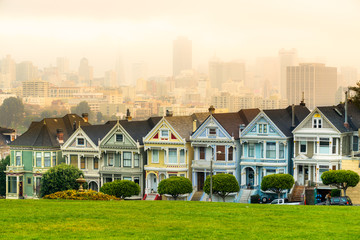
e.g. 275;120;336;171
143;112;208;194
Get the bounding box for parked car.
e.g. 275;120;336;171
270;198;301;205
317;196;352;206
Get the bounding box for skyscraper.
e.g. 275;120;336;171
279;49;298;99
78;58;93;86
173;36;192;77
287;63;337;110
56;57;69;74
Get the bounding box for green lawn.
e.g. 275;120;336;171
0;200;359;239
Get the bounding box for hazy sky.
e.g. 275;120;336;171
1;0;360;77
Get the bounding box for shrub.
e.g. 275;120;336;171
0;156;10;196
204;173;240;202
43;189;120;200
261;174;294;199
251;194;260;204
100;180;140;199
157;176;192;200
40;164;85;197
321;170;360;196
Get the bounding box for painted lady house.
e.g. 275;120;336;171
239;104;309;203
190;107;260;202
143;111;208;197
5;114;89;199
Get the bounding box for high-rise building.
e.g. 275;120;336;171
56;57;69;74
132;62;148;85
104;70;117;88
287;63;337;110
279;49;298;99
22;79;50;98
78;58;93;86
0;55;16;89
339;67;358;88
16;61;38;82
209;58;246;90
173;36;192;77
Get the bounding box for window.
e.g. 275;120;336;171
169;174;177;177
228;147;233;161
179;149;185;164
278;169;285;174
266;142;276;158
266;169;276;176
27;177;32;185
16;151;21;166
80;157;86;169
169;148;177;164
180;174;185;177
77;138;85;146
209;128;216;135
152;150;159;163
160;130;169;138
134;177;140;185
313;117;322;128
333;138;338;154
108;153;114;166
116;134;123;142
217;146;225;161
123;177;132;181
8;176;17;193
94;158;99;170
279;143;285;159
199;147;205;160
353;136;359;152
248;143;255;157
320;138;330;154
258;124;267;133
260;143;264;158
134;153;139;167
52;152;56;167
123;152;132;167
44;152;51;167
300;141;307;153
36;152;42;167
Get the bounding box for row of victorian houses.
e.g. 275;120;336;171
5;101;360;203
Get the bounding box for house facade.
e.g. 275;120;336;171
6;114;89;199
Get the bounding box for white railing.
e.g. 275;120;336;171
6;165;24;172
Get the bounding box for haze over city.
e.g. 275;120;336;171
1;0;360;77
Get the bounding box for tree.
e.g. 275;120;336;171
71;101;92;116
261;174;294;199
0;97;25;128
0;156;10;196
350;82;360;108
321;170;360;196
96;112;103;123
40;164;85;197
100;180;140;199
157;176;192;200
204;173;240;202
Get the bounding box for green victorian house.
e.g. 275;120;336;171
5;114;90;199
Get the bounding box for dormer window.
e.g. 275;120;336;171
160;130;169;138
258;124;267;133
77;138;85;146
116;134;123;142
209;128;216;135
313;114;322;128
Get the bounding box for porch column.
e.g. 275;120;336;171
316;164;319;182
5;175;8;196
112;174;114;182
33;176;36;196
254;168;258;186
293;164;298;183
131;151;134;169
16;175;19;198
263;141;266;158
77;154;80;169
308;164;312;182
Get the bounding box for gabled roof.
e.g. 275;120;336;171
212;108;260;139
164;116;195;141
10;114;90;147
81;123;115;146
264;105;310;137
106;117;162;145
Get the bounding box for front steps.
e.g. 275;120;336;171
191;191;203;201
239;189;253;203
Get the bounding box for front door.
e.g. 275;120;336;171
246;168;254;188
19;181;23;197
197;172;204;191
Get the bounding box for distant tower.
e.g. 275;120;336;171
56;57;69;74
279;49;298;99
173;36;192;77
78;58;93;86
115;55;126;86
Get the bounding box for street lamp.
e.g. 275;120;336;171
210;150;222;202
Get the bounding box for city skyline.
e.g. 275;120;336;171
1;0;360;77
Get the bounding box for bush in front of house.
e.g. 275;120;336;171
157;176;193;200
204;173;240;202
331;189;341;197
261;174;294;199
100;180;140;199
43;189;120;200
40;164;86;197
321;170;360;196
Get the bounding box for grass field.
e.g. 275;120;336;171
0;200;359;239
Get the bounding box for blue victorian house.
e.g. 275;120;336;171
239;104;309;202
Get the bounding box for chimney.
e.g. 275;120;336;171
192;120;197;132
57;128;64;143
208;105;215;114
300;92;306;106
166;110;173;117
126;109;132;121
291;104;295;128
344;90;349;129
82;113;88;123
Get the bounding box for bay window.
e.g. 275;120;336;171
44;152;51;167
36;152;42;167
